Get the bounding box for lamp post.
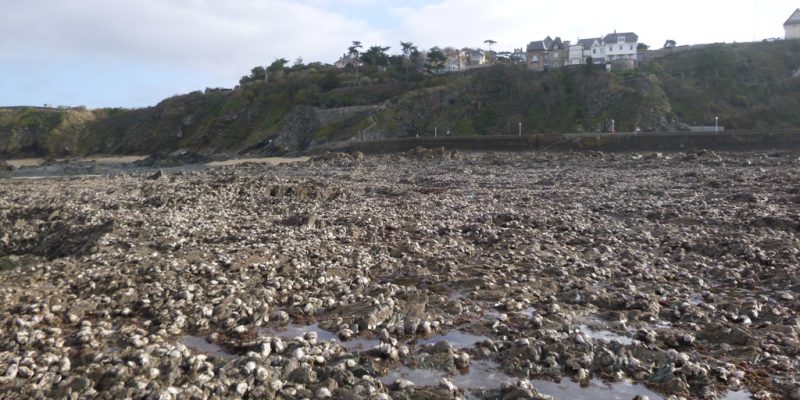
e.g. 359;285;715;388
518;122;522;136
715;116;719;133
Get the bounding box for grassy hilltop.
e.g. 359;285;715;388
2;40;800;158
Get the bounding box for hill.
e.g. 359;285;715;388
2;40;800;158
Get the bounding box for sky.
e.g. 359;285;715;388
1;0;796;108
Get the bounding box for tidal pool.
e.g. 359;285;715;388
260;323;381;352
182;336;236;360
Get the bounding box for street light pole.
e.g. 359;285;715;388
518;122;522;136
715;116;719;133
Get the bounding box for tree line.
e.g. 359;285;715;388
239;40;461;87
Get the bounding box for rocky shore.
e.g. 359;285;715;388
1;150;799;399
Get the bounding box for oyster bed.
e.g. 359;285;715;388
1;150;799;399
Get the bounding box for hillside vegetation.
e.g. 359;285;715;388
2;40;800;158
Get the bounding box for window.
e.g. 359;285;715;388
630;45;634;50
592;49;596;54
618;36;625;43
609;47;612;51
619;45;623;50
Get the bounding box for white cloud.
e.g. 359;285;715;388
0;0;388;80
1;0;796;107
391;0;794;51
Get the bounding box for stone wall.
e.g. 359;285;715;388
314;131;800;154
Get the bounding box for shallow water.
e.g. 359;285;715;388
578;324;634;345
380;359;665;400
453;360;517;389
575;316;634;345
379;366;443;387
530;378;664;400
520;307;538;317
260;323;380;352
182;336;236;359
418;330;490;348
723;390;753;400
261;323;338;341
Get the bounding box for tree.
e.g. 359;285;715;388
251;66;266;80
426;47;446;72
318;70;341;91
268;58;288;72
361;45;391;67
663;40;677;49
401;41;418;75
584;57;594;74
484;40;498;64
266;58;288;82
239;66;266;85
348;41;363;86
637;43;650;51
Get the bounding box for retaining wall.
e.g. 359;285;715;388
312;131;800;154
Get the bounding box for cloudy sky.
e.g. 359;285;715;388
1;0;796;108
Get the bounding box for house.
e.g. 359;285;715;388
334;53;361;69
466;49;486;66
440;47;489;72
589;38;606;63
602;32;638;62
444;47;468;71
526;38;549;71
572;38;602;64
785;9;800;39
569;38;600;65
510;48;526;64
526;36;568;71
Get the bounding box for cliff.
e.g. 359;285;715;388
1;40;799;158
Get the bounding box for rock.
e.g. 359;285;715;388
0;151;798;399
316;387;332;398
287;365;316;384
396;379;415;390
454;352;470;369
146;170;165;180
134;150;211;168
440;377;457;392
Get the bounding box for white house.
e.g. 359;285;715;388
466;49;486;66
589;38;606;64
573;38;602;64
568;43;584;65
334;53;361;69
786;9;800;39
602;32;638;62
443;47;466;71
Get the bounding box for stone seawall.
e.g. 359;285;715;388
313;131;800;154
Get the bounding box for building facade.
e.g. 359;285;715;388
602;32;639;62
786;9;800;39
526;36;569;71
